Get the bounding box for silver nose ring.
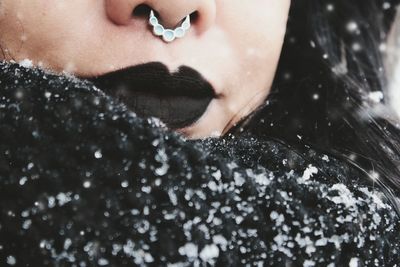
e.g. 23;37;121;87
149;10;191;43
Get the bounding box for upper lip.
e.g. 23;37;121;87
88;62;216;98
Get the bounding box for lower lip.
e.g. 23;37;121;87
108;86;214;129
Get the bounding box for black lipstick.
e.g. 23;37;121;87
88;62;215;129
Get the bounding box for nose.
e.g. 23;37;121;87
105;0;216;34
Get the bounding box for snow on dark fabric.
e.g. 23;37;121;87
0;61;398;267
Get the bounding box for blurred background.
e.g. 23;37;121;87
387;11;400;117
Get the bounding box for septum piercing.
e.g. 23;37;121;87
149;10;191;43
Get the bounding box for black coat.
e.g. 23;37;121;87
0;62;398;266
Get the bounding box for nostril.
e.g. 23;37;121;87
190;11;200;25
132;4;152;18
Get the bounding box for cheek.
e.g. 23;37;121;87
241;2;288;59
0;0;99;67
228;2;289;90
217;1;289;122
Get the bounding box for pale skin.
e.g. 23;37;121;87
0;0;291;138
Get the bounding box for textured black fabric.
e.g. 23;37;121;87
0;62;399;266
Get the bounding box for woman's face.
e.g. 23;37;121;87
0;0;290;138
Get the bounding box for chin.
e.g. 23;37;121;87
176;123;223;139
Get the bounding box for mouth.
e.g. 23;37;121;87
88;62;216;129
